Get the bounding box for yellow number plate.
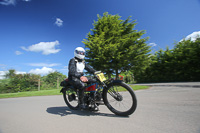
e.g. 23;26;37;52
97;73;106;82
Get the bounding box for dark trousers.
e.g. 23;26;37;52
70;77;96;104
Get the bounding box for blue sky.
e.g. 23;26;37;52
0;0;200;78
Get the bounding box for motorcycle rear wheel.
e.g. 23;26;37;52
63;87;79;110
103;82;137;116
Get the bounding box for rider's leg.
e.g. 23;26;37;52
73;80;86;109
78;88;85;109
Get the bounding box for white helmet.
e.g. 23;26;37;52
74;47;85;59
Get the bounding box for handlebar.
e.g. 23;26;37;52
94;71;101;75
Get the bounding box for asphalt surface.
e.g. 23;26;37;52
135;82;200;88
0;83;200;133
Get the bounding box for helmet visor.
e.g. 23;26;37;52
75;50;85;55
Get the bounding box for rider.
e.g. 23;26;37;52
68;47;96;109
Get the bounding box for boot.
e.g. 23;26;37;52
90;103;99;111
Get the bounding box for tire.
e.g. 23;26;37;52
103;82;137;116
63;87;79;110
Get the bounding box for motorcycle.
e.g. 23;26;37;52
60;71;137;116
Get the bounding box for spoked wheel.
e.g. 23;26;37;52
63;87;79;110
103;82;137;116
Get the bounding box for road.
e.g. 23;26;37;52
0;84;200;133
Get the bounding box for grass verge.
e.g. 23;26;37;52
0;85;149;99
129;85;149;91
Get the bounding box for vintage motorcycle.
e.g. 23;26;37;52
60;71;137;116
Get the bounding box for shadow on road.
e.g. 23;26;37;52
46;106;128;118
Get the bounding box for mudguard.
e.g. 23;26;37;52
60;79;69;87
110;80;123;84
106;80;123;87
60;88;66;93
103;80;123;93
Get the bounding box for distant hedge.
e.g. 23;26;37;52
0;71;66;93
135;38;200;83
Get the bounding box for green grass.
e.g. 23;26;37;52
130;85;149;91
114;85;149;92
0;89;62;99
0;85;149;99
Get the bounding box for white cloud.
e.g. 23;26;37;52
55;18;63;27
21;40;61;55
180;31;200;42
16;71;26;75
28;63;61;67
149;42;157;47
0;0;16;5
29;67;55;75
0;0;30;6
0;71;6;79
15;51;23;55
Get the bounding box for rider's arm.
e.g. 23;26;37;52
68;58;83;79
85;63;96;74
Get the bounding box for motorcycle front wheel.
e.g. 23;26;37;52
103;82;137;116
63;87;79;110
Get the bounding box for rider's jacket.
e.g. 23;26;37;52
68;57;95;81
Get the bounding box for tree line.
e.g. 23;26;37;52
136;39;200;82
0;70;66;93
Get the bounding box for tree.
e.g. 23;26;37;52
42;71;67;87
83;12;151;79
5;69;16;79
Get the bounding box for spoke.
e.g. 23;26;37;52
108;99;117;103
121;102;129;110
116;101;120;107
